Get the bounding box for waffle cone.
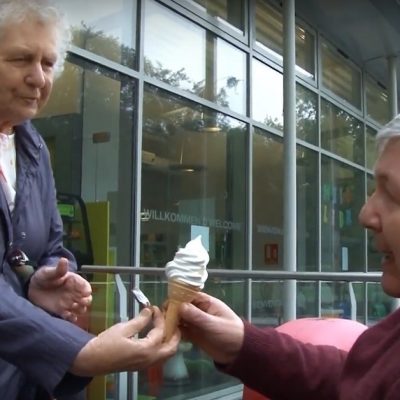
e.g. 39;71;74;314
164;279;200;341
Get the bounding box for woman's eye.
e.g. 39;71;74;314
43;60;55;69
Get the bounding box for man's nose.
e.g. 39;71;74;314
358;196;379;231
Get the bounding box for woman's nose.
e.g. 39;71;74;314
25;63;46;87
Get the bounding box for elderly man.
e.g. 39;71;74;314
178;114;400;400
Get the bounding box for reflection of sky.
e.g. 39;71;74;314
144;0;246;115
144;0;205;90
252;59;283;126
55;0;136;47
216;39;246;115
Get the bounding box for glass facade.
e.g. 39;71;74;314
189;0;245;33
255;0;315;79
320;40;362;109
57;0;137;67
144;0;246;115
141;85;247;270
252;59;283;129
366;75;390;125
252;128;283;269
34;1;395;399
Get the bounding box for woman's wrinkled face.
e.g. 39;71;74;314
0;18;58;128
359;137;400;297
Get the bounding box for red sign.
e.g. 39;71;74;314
264;243;278;265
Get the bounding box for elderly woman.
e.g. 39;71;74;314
0;1;179;399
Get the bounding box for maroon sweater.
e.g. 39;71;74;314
223;309;400;399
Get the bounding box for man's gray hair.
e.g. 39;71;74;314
376;113;400;154
0;0;70;77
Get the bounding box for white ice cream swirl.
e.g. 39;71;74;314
165;235;209;289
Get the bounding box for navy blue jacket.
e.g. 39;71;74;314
0;121;94;399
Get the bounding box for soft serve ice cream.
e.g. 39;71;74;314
165;235;209;289
164;235;209;341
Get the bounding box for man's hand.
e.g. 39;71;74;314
178;292;244;365
71;306;180;375
28;258;92;322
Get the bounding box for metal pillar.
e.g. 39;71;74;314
282;0;297;321
388;56;398;117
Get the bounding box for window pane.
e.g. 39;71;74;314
251;281;284;327
321;282;365;321
253;129;283;269
144;0;246;114
296;84;318;144
36;58;136;266
189;0;245;32
297;282;318;317
35;58;137;398
138;275;242;398
297;146;318;271
252;59;283;130
141;85;247;271
366;76;390;125
321;99;364;165
57;0;137;67
255;0;315;79
367;283;391;325
321;157;365;272
321;41;361;109
367;176;380;272
366;126;378;170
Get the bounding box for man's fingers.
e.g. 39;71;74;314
190;292;214;310
180;302;210;325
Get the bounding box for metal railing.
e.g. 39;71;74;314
81;265;382;282
80;265;383;400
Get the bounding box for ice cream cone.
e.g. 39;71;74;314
164;279;200;341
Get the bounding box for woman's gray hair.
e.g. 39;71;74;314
0;0;71;77
376;113;400;154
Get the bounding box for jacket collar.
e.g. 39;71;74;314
14;120;43;167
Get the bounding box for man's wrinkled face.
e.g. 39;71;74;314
359;137;400;296
0;18;57;129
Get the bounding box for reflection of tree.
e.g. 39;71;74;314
296;86;317;142
320;101;363;163
71;23;241;134
143;85;234;138
72;23;135;66
144;57;240;110
264;116;283;131
144;60;191;88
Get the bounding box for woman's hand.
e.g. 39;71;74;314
28;258;92;322
71;306;180;375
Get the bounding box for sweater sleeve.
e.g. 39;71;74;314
221;321;347;400
0;275;94;395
